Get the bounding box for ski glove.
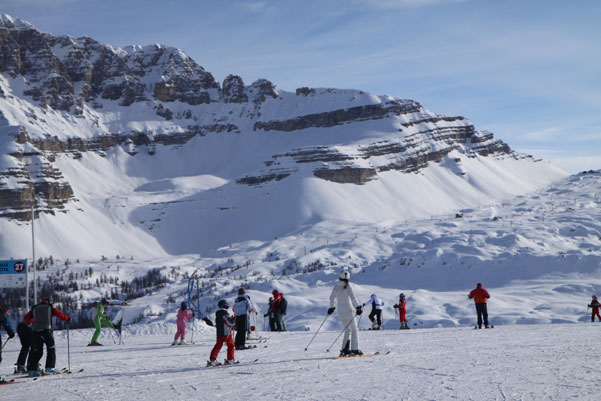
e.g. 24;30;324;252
356;306;363;315
8;331;15;339
327;307;336;315
393;304;398;308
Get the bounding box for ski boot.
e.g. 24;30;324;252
224;359;239;365
44;368;59;375
87;342;103;346
349;350;363;356
14;365;26;374
206;360;219;367
171;340;177;346
28;370;40;377
178;340;187;345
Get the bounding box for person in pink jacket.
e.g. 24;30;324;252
172;302;194;345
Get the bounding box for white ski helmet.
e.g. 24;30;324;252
339;271;350;280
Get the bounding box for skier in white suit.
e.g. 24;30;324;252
328;271;363;356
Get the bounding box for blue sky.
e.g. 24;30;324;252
2;0;600;172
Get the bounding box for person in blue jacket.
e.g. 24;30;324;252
0;296;16;383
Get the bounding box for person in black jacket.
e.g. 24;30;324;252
15;319;33;373
207;300;236;366
264;297;276;331
24;298;70;376
276;293;288;331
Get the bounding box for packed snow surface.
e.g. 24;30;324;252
1;322;600;400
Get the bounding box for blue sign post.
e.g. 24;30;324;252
0;260;28;289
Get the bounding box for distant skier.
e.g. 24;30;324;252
274;291;288;331
172;302;194;345
394;293;409;330
233;288;252;350
89;297;121;346
468;283;491;329
588;295;601;322
207;300;236;366
328;271;363;356
0;297;16;383
15;318;34;373
363;293;384;330
264;297;276;331
24;298;70;376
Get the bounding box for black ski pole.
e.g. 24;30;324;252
326;314;357;353
304;314;329;351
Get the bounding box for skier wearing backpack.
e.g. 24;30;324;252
207;300;236;366
24;298;70;376
468;283;490;329
363;293;384;330
89;297;121;346
328;271;363;356
588;295;601;322
0;297;16;383
172;302;194;345
394;293;409;330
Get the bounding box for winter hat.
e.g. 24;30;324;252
476;283;482;288
238;288;246;295
272;290;279;297
399;293;405;298
339;271;350;280
181;302;188;310
101;297;109;305
218;299;230;309
593;295;598;299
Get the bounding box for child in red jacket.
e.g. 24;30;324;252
394;293;409;330
207;300;236;366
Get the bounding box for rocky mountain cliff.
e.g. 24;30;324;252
0;14;566;258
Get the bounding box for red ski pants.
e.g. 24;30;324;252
399;309;407;323
592;308;601;322
210;335;234;361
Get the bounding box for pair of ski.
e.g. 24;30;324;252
206;358;259;368
335;350;391;360
2;368;84;384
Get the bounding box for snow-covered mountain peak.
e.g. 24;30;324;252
0;13;36;31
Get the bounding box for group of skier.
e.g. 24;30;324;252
264;290;287;331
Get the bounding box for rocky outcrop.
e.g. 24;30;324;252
313;167;377;185
254;100;421;132
222;75;247;103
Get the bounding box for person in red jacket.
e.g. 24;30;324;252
588;295;601;322
394;293;409;330
24;298;70;376
468;283;490;329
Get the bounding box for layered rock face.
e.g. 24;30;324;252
0;14;524;220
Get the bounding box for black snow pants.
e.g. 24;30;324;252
235;314;248;348
16;322;33;367
476;303;489;328
28;329;56;370
369;306;382;326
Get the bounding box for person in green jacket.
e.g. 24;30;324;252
88;297;120;346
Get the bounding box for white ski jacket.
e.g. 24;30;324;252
329;280;360;317
364;294;384;310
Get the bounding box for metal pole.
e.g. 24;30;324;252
31;204;37;306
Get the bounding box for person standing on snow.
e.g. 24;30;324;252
233;288;252;350
264;297;276;331
25;298;70;376
363;293;384;330
468;283;491;329
207;300;236;366
394;293;409;330
172;302;194;345
89;297;121;346
0;298;16;383
588;295;601;322
15;318;34;373
275;291;288;331
328;271;363;356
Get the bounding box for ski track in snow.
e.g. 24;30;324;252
1;323;599;400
